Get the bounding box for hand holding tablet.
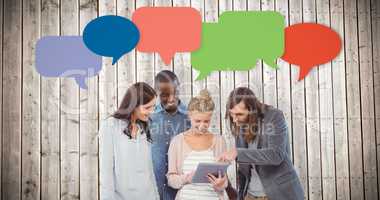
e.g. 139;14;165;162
191;162;230;183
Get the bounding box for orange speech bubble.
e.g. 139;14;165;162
132;7;202;65
281;23;341;81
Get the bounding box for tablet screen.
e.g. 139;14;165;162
191;162;230;183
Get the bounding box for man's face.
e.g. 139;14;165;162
157;82;179;113
229;101;250;126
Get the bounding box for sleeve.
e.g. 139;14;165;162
236;110;289;166
166;136;188;189
99;119;116;200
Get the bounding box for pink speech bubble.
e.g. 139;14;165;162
132;7;202;65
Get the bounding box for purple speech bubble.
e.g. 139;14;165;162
36;36;102;89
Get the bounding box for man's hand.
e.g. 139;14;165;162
217;148;238;163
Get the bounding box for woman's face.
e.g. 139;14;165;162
189;111;213;133
229;101;250;126
134;97;157;122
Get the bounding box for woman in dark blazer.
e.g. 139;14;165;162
218;87;304;200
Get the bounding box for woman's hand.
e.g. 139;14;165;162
217;148;238;163
207;171;228;192
184;171;195;184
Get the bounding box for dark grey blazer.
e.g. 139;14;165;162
236;106;304;200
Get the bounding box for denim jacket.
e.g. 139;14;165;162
150;101;191;200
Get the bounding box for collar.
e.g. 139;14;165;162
154;99;187;115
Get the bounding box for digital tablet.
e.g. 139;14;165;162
191;162;230;183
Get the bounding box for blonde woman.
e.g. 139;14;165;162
166;89;228;200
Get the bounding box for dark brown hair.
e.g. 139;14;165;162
112;82;157;142
225;87;266;143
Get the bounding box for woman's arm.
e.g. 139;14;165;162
236;110;288;165
99;120;116;200
166;136;188;189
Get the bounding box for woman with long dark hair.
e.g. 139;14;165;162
218;87;304;200
99;82;159;200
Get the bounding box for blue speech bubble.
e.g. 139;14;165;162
83;15;140;65
35;36;102;89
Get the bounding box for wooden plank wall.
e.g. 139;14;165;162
1;0;379;199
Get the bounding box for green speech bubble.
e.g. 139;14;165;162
191;11;285;80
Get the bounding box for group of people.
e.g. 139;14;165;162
99;70;304;200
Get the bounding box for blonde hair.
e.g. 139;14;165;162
188;89;215;112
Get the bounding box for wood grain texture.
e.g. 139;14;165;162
22;0;41;199
2;0;22;199
0;0;379;199
60;0;80;199
40;0;61;199
79;1;99;200
331;0;350;199
289;0;309;198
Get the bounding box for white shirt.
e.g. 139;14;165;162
247;137;266;197
180;149;220;200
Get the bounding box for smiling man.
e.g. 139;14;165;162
150;70;191;200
